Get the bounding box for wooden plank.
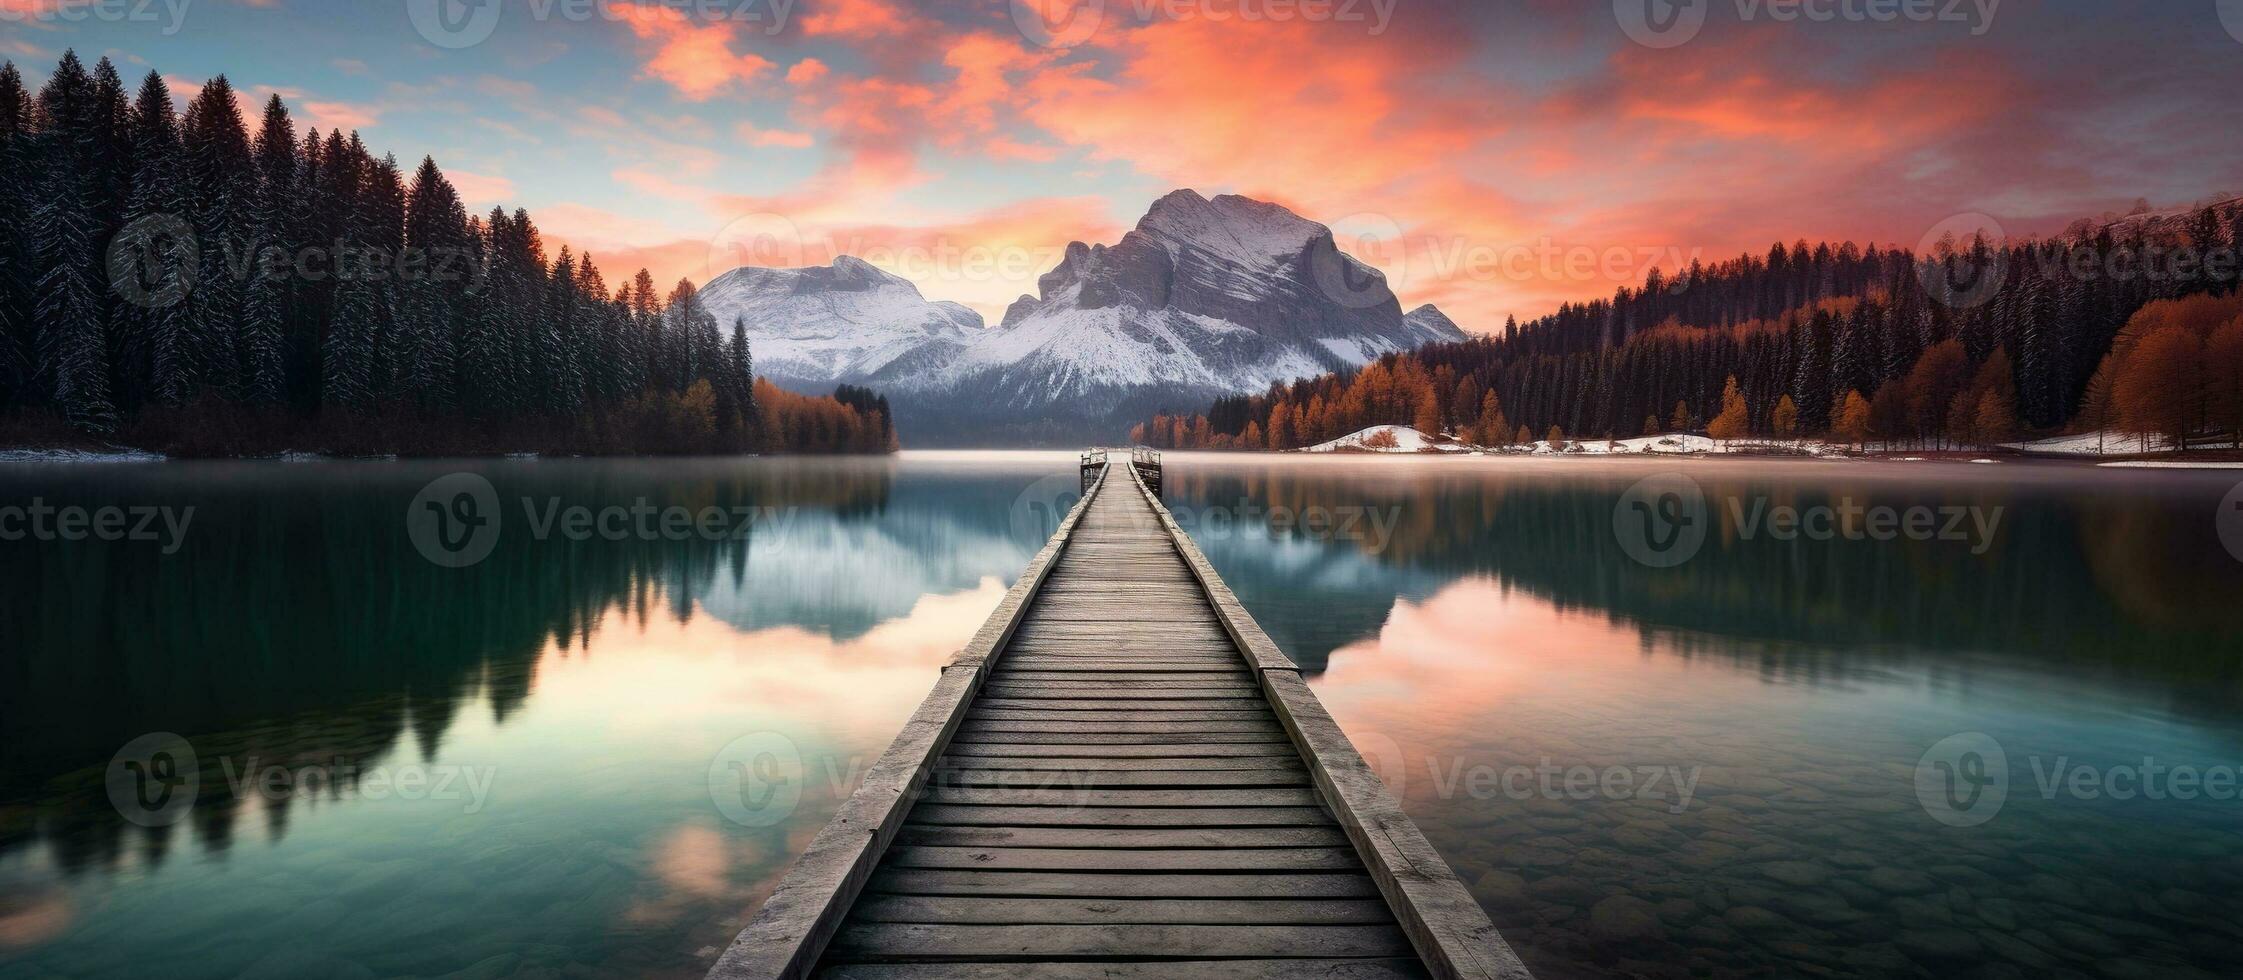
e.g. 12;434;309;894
952;732;1290;746
848;895;1397;926
988;672;1256;684
973;699;1274;713
865;869;1380;900
960;719;1282;734
926;769;1308;790
991;661;1249;673
969;710;1279;724
905;806;1337;828
891;825;1347;849
917;786;1323;808
922;756;1303;772
942;741;1298;758
975;687;1263;699
824;923;1415;960
880;846;1364;872
821;959;1430;980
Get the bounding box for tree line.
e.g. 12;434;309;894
1143;207;2243;453
0;52;895;456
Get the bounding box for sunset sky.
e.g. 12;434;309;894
8;0;2243;330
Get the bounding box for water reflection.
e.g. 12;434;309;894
0;454;1074;978
1167;454;2243;978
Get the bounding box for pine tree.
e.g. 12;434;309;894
182;76;253;398
1791;309;1832;432
28;52;118;432
236;95;295;405
325;274;376;413
0;62;34;409
32;171;116;431
398;157;467;410
729;315;756;437
116;71;196;407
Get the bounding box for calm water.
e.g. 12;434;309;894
3;452;2241;978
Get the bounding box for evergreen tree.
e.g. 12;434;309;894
0;62;34;409
182;77;253;398
116;71;196;407
238;95;296;405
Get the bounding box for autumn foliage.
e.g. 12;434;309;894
1158;212;2243;454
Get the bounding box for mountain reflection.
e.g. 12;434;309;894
1165;456;2243;701
0;457;1056;875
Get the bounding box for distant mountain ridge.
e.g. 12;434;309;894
697;190;1467;446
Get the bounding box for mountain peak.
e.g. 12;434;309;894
1404;304;1468;344
707;255;914;297
1134;189;1326;265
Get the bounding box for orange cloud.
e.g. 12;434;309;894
614;4;775;100
738;122;814;148
444;169;516;208
797;0;916;39
785;58;829;85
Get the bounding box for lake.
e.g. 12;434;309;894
2;452;2240;978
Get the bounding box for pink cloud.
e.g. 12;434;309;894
613;4;775;101
738;122;814;148
445;169;516;208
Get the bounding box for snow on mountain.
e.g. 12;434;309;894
696;256;983;392
695;191;1469;444
955;190;1463;400
1403;304;1465;345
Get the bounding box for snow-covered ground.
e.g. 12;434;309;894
1506;434;1850;456
1521;434;1721;455
2002;431;2175;455
1303;428;1846;456
1302;425;1459;453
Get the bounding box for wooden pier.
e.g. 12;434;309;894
708;452;1531;980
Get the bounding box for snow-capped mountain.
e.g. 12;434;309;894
703;191;1467;445
941;191;1460;408
697;256;982;392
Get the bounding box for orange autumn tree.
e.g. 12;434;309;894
1834;391;1874;449
2206;318;2243;448
2115;327;2205;452
1706;376;1750;443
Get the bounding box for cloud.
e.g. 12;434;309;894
738;122;814;148
445;169;516;208
614;3;776;100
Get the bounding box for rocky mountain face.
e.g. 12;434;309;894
698;191;1468;445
